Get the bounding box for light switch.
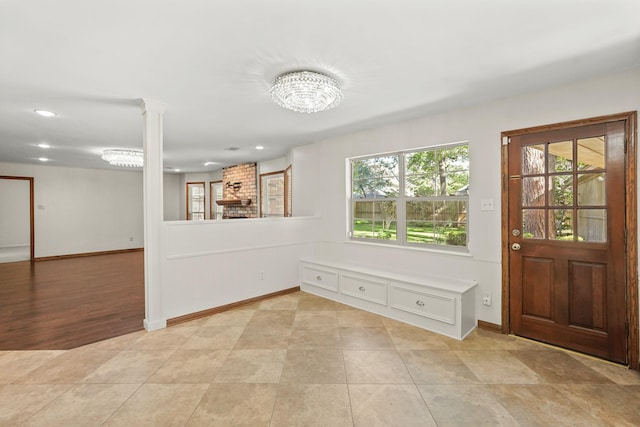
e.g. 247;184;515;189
480;199;494;211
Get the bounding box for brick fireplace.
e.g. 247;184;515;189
219;162;257;218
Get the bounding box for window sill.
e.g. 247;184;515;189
345;239;473;258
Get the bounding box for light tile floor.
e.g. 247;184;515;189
1;291;640;426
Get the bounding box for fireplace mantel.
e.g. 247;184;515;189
216;199;252;206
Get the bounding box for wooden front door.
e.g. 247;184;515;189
506;119;628;363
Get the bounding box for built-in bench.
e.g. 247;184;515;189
300;258;477;340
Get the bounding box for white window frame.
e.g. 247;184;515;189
349;142;469;250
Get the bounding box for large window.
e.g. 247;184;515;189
350;144;469;248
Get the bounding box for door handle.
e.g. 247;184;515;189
511;243;521;251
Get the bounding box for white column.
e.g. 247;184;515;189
140;99;167;331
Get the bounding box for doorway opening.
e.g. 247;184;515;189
0;176;34;262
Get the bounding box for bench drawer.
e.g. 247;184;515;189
389;285;456;325
340;273;387;305
302;265;339;291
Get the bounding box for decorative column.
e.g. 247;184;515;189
140;99;166;331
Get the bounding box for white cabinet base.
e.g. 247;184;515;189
301;259;477;340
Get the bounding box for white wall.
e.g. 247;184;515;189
293;66;640;326
0;178;30;248
0;162;143;257
163;173;181;221
258;156;287;175
160;216;322;319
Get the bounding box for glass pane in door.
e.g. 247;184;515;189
577;209;607;242
522;209;545;239
522;177;545;206
549;209;573;240
577;136;605;170
522;144;545;175
548;140;573;172
577;173;606;206
549;175;573;206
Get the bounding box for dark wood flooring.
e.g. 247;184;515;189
0;251;144;350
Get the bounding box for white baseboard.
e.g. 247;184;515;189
143;318;167;331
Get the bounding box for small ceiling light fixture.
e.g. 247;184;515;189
34;109;56;117
101;148;143;167
255;145;264;150
37;143;50;148
203;161;217;166
38;157;49;162
270;70;343;113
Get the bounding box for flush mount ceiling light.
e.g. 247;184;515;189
269;70;343;113
101;149;143;167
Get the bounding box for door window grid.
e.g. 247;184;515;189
521;137;607;242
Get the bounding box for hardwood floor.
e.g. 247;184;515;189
0;251;144;350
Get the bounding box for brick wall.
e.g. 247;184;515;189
222;162;257;218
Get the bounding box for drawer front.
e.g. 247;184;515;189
390;285;456;325
302;265;339;291
340;273;387;305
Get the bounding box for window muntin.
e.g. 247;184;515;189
520;136;606;242
186;182;206;220
260;172;285;217
350;144;469;248
260;166;292;218
210;181;223;220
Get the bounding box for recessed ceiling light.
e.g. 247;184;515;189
255;145;264;150
203;161;217;166
174;169;181;172
38;157;49;162
34;110;56;117
37;143;50;148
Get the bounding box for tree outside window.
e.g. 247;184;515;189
351;144;469;248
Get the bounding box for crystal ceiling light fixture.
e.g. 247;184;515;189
101;149;143;167
269;70;343;113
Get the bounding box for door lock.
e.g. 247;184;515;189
511;243;521;251
512;229;521;236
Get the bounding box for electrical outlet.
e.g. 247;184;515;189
482;293;492;306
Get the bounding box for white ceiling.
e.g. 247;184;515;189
1;0;639;173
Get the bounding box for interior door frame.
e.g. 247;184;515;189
0;176;35;260
500;112;638;370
